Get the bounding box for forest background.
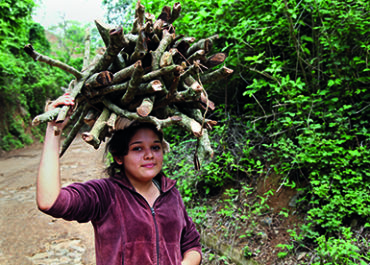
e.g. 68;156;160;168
0;0;369;264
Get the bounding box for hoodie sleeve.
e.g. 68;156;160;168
179;194;202;258
40;179;115;223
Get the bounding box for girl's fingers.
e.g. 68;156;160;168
47;96;75;111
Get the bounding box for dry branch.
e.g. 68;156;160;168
24;44;82;79
25;0;233;166
200;66;234;84
82;107;110;149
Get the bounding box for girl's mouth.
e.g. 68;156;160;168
142;163;155;168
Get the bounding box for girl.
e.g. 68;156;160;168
37;94;202;265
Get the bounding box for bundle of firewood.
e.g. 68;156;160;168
24;1;233;165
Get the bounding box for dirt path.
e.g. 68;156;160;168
0;136;106;265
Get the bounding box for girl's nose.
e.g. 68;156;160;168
144;148;154;159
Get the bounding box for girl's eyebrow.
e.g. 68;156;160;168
129;141;142;146
129;140;161;146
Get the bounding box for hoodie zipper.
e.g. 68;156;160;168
131;191;162;265
151;207;160;265
116;176;175;265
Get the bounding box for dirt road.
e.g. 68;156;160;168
0;136;106;265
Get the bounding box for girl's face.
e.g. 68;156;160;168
115;128;163;185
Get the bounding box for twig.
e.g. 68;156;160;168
24;44;83;79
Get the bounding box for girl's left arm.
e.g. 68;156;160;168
181;250;201;265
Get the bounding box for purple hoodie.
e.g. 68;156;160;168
42;172;202;265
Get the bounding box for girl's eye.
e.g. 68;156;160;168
152;145;161;151
132;146;142;151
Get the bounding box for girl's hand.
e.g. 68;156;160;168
45;93;75;112
181;250;201;265
45;93;75;131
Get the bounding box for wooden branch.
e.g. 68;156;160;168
82;108;110;149
132;18;140;35
173;34;184;44
169;75;180;96
27;1;233;160
136;80;164;95
158;115;182;128
132;0;145;33
90;27;129;74
112;63;137;84
111;51;127;71
168;2;182;24
182;108;217;130
200;92;215;111
174;37;196;48
152;76;180;110
151;33;160;43
82;27;91;70
103;98;181;131
153;19;164;36
130;28;147;63
173;87;201;103
32;108;60;126
187;50;206;64
121;61;144;105
142;64;182;82
94;19;112;46
180;64;199;83
200;66;234;84
173;40;190;58
145;12;156;24
104;98;143;119
83;48;105;73
160;51;173;68
184;75;203;93
137;96;155;117
151;30;175;70
125;33;139;45
24;44;82;79
157;5;171;24
67;102;84;124
89;81;129;98
56;78;88;123
107;112;118;131
144;21;152;34
84;108;98;127
204;53;227;69
60;105;89;157
186;38;212;57
175;112;203;137
84;71;113;90
198;129;214;162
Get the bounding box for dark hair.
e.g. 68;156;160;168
105;121;164;177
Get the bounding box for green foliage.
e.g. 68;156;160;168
145;0;370;262
243;245;253;258
102;0;135;29
0;0;72;150
48;20;90;66
313;227;369;265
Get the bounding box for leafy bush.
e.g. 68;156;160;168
0;0;86;150
148;0;369;262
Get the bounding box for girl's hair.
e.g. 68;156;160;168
105;121;164;177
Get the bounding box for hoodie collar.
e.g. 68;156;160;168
110;171;176;193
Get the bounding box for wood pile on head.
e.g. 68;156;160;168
24;0;233;166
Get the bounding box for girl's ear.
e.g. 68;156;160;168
114;156;124;165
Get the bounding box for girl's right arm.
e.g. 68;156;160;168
36;94;74;210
